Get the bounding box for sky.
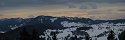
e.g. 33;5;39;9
0;0;125;20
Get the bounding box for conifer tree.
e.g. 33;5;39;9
52;32;57;40
74;35;77;40
107;30;115;40
119;31;125;40
85;35;90;40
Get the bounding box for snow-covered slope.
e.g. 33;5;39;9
42;22;125;40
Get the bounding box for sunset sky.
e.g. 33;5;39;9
0;0;125;20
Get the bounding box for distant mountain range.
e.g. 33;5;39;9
0;15;125;33
0;15;125;40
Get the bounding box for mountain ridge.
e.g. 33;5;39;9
0;15;125;33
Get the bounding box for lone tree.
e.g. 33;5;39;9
119;31;125;40
19;28;32;40
107;30;115;40
84;32;90;40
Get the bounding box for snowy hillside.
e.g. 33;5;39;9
41;22;125;40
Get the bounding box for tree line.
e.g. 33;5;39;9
4;28;124;40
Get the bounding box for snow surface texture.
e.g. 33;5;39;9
50;18;58;22
41;22;125;40
61;21;87;27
